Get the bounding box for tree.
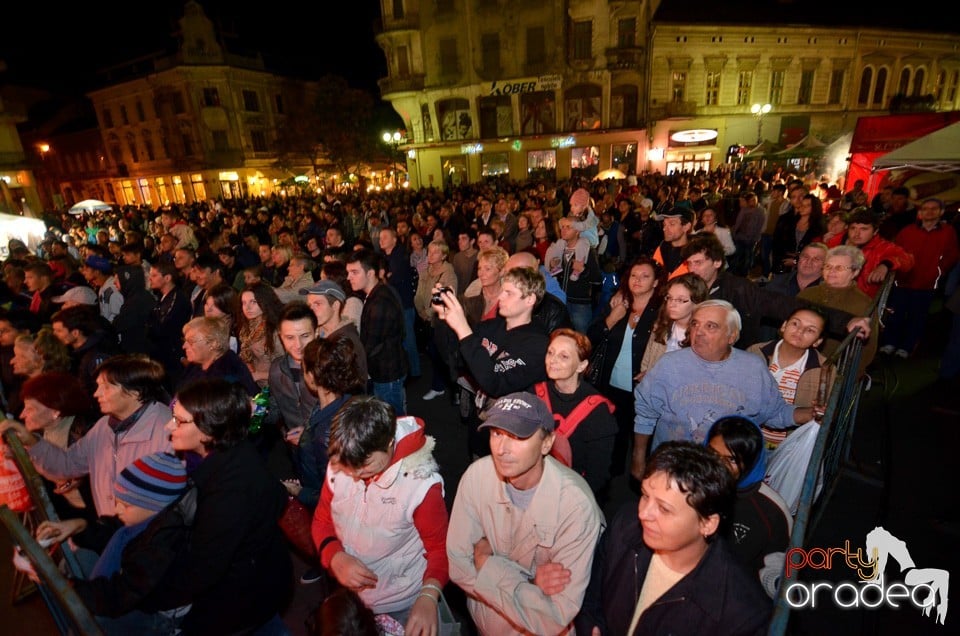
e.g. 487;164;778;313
273;75;382;180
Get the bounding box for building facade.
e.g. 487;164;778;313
376;0;960;187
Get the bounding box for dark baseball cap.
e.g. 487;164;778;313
83;255;113;274
299;280;346;303
479;392;555;439
659;206;695;225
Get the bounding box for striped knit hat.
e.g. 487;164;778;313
114;452;187;512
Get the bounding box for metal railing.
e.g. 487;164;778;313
768;272;895;635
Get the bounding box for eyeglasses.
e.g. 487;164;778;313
172;415;195;428
822;265;853;272
664;296;691;304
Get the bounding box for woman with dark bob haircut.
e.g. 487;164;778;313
164;377;293;634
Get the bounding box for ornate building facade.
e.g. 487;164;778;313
376;0;960;187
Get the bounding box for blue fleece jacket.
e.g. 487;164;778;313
634;347;795;450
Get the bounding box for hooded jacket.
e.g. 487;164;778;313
113;265;156;355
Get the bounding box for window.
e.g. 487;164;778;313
441;154;467;188
572;20;592;61
612;143;638;174
136;100;146;122
392;0;404;19
481;152;510;178
571;146;599;180
564;84;601;131
770;70;785;105
142;131;155;161
120;105;130;125
798;70;814;105
899;68;911;95
736;71;752;106
527;149;556;182
242;90;260;112
122;180;136;204
478;94;513;138
913;68;925;96
481;33;501;74
610;85;638;127
705;72;721;105
172;176;186;204
250;130;268;152
275;95;284;114
873;68;888;105
212;130;229;151
617;18;636;47
437;98;472;141
828;69;845;104
858;68;873;105
181;121;195;157
947;70;960;102
672;72;686;103
203;87;220;107
526;26;546;66
421;104;435;141
520;91;556;134
138;179;152;206
102;108;114;128
190;174;206;202
126;133;138;162
439;38;459;76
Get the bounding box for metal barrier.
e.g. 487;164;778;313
768;273;895;636
1;505;104;635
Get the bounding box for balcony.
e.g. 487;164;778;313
378;74;426;95
649;101;699;119
0;152;27;169
605;46;643;71
378;13;420;33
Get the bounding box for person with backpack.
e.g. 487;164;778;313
534;328;617;499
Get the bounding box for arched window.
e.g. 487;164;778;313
858;67;873;105
873;67;888;106
898;68;911;95
913;68;926;96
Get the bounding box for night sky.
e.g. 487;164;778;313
0;1;386;97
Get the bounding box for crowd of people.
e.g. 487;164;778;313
1;165;958;635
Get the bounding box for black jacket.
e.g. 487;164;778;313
164;442;293;635
533;292;573;335
113;265;156;355
586;298;660;390
576;500;772;636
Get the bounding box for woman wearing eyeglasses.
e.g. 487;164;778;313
638;273;710;380
798;244;877;373
164;378;292;634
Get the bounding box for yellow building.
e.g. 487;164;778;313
82;0;318;206
0;92;42;216
376;0;960;186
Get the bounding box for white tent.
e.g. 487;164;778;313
872;121;960;172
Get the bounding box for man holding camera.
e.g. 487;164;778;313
434;267;550;460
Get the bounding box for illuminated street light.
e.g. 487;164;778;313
382;131;403;185
751;103;772;145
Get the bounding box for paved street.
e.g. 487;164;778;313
3;317;958;635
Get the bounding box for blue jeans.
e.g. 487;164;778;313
372;377;407;416
403;307;421;377
568;303;593;335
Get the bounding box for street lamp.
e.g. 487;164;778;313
751;103;772;145
382;131;402;185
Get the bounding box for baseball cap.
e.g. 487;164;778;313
114;452;187;513
659;206;695;225
299;280;346;303
479;392;555;439
52;285;98;306
83;254;113;274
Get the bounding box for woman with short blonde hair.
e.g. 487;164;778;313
179;316;259;395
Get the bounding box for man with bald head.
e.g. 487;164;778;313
504;251;571;335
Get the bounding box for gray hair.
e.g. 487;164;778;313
693;299;741;338
826;244;865;272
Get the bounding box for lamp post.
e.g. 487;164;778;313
751;103;772;145
382;131;402;185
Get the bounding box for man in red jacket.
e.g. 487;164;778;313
881;198;959;358
826;208;914;299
